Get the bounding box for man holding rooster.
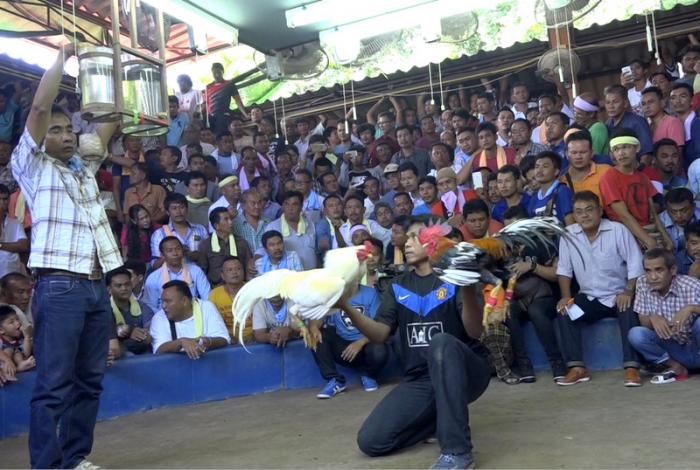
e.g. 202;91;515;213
337;215;491;470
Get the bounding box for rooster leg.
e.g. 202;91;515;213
289;313;318;351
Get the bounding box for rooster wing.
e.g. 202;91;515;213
427;217;580;286
432;242;487;286
280;269;347;320
232;268;347;347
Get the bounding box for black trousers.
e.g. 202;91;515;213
556;294;640;368
312;327;389;383
506;296;564;375
357;333;490;457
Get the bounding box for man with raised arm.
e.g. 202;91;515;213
11;45;121;469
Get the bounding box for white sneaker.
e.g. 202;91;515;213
74;460;101;470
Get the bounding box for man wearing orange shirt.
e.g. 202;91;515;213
560;131;610;199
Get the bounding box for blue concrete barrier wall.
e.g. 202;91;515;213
523;317;623;373
1;318;623;439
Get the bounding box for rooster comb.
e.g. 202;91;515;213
417;221;452;245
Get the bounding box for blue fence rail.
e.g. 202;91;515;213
0;319;623;439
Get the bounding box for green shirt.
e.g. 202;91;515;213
589;121;609;156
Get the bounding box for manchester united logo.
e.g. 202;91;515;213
436;287;447;300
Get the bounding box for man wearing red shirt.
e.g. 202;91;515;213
472;122;516;173
205;63;248;134
599;132;669;250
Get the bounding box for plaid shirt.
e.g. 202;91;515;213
634;274;700;342
233;213;269;253
150;222;208;260
11;129;122;274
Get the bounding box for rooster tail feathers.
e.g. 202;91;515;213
495;216;585;267
231;269;294;348
496;216;561;252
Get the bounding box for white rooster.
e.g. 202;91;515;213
232;241;373;350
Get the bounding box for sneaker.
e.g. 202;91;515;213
74;461;101;470
519;374;536;383
430;452;476;469
623;367;642;387
361;375;379;392
556;367;591;386
316;378;347;399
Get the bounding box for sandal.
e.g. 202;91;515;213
498;371;521;385
650;370;689;384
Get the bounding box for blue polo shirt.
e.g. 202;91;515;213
491;193;531;223
527;180;573;224
327;285;380;341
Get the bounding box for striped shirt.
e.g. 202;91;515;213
11;129;122;274
233;213;269;253
150;222;208;259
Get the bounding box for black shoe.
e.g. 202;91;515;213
551;360;568;381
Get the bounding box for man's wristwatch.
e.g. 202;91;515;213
527;257;536;273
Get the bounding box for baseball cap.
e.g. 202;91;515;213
383;163;399;174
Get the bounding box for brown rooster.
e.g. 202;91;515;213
418;217;580;324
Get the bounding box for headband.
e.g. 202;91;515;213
609;136;640;149
218;175;239;188
573;95;599;113
349;224;369;238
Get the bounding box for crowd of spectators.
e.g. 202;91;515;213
1;40;700;392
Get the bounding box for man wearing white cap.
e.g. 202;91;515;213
208;174;241;232
379;163;401;208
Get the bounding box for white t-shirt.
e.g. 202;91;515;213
0;216;26;278
252;300;292;330
627;80;652;117
175;89;204;118
149;299;230;353
211;149;240;176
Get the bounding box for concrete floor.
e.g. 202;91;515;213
2;370;699;469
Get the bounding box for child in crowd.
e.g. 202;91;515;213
0;305;35;377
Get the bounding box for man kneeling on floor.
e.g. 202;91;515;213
311;283;389;399
150;280;230;359
337;216;490;470
628;249;700;384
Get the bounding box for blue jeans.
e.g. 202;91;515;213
628;318;700;368
29;276;111;469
